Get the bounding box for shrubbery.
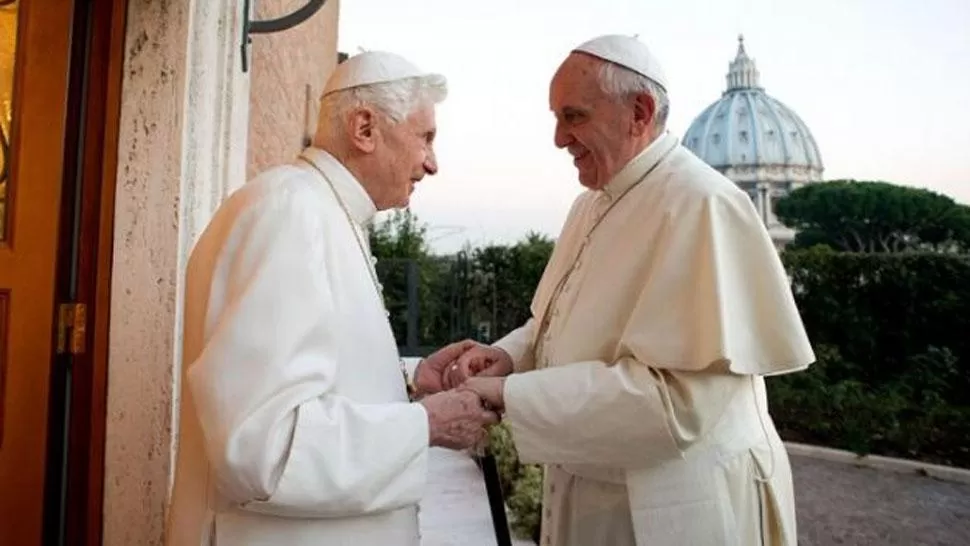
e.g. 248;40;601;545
773;248;970;466
487;424;542;541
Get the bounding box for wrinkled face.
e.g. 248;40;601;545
370;104;439;209
550;54;651;190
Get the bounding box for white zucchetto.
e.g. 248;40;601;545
322;50;446;98
572;35;669;92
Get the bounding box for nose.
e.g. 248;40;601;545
423;147;438;176
553;119;572;149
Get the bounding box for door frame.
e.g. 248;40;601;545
45;0;128;543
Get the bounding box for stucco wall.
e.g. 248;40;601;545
104;0;250;544
104;2;188;543
104;1;340;544
247;0;341;178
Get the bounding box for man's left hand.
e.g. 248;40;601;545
462;377;506;412
413;340;478;397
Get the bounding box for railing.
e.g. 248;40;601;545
375;254;509;358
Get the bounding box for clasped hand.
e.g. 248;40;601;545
414;340;514;451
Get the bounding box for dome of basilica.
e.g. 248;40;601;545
683;36;824;246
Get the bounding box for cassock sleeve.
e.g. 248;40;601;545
185;189;429;518
503;360;747;467
492;319;536;373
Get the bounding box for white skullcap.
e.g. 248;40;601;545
322;50;446;98
572;35;669;92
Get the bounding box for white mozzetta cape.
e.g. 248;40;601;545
495;132;814;545
166;149;429;546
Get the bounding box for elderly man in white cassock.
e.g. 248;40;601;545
164;51;499;546
430;35;816;546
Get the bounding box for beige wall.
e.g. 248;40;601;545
105;1;193;542
247;0;341;178
104;0;242;544
104;2;340;543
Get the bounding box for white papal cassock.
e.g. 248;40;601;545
494;131;815;546
165;148;429;546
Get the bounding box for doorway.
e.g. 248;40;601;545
0;0;125;544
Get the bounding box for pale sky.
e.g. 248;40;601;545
338;0;970;253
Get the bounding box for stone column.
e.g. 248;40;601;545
756;182;769;226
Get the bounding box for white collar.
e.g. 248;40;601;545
602;131;678;199
300;147;378;226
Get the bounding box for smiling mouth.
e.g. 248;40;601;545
572;151;590;166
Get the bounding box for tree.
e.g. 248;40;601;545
774;180;970;253
368;208;430;259
368;209;453;352
465;232;554;341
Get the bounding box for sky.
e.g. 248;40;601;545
337;0;970;253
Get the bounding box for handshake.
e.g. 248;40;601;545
412;340;515;451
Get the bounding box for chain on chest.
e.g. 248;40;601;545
534;236;595;367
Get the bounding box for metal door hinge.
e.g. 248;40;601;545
56;302;87;355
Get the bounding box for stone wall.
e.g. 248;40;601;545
103;0;250;544
104;1;340;543
103;0;338;546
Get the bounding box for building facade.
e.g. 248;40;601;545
0;1;340;545
683;36;824;247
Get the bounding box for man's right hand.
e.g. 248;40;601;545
413;340;478;397
442;343;514;389
419;389;499;450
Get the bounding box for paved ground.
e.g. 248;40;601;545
419;449;970;546
793;455;970;546
419;447;534;546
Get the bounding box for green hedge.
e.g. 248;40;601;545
488;423;543;541
773;247;970;466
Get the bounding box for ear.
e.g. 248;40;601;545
347;106;379;153
631;92;656;137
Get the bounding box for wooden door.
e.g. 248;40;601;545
0;0;76;544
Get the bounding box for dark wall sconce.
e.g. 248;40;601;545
241;0;329;72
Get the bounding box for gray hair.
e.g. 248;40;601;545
597;62;669;130
317;75;448;147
